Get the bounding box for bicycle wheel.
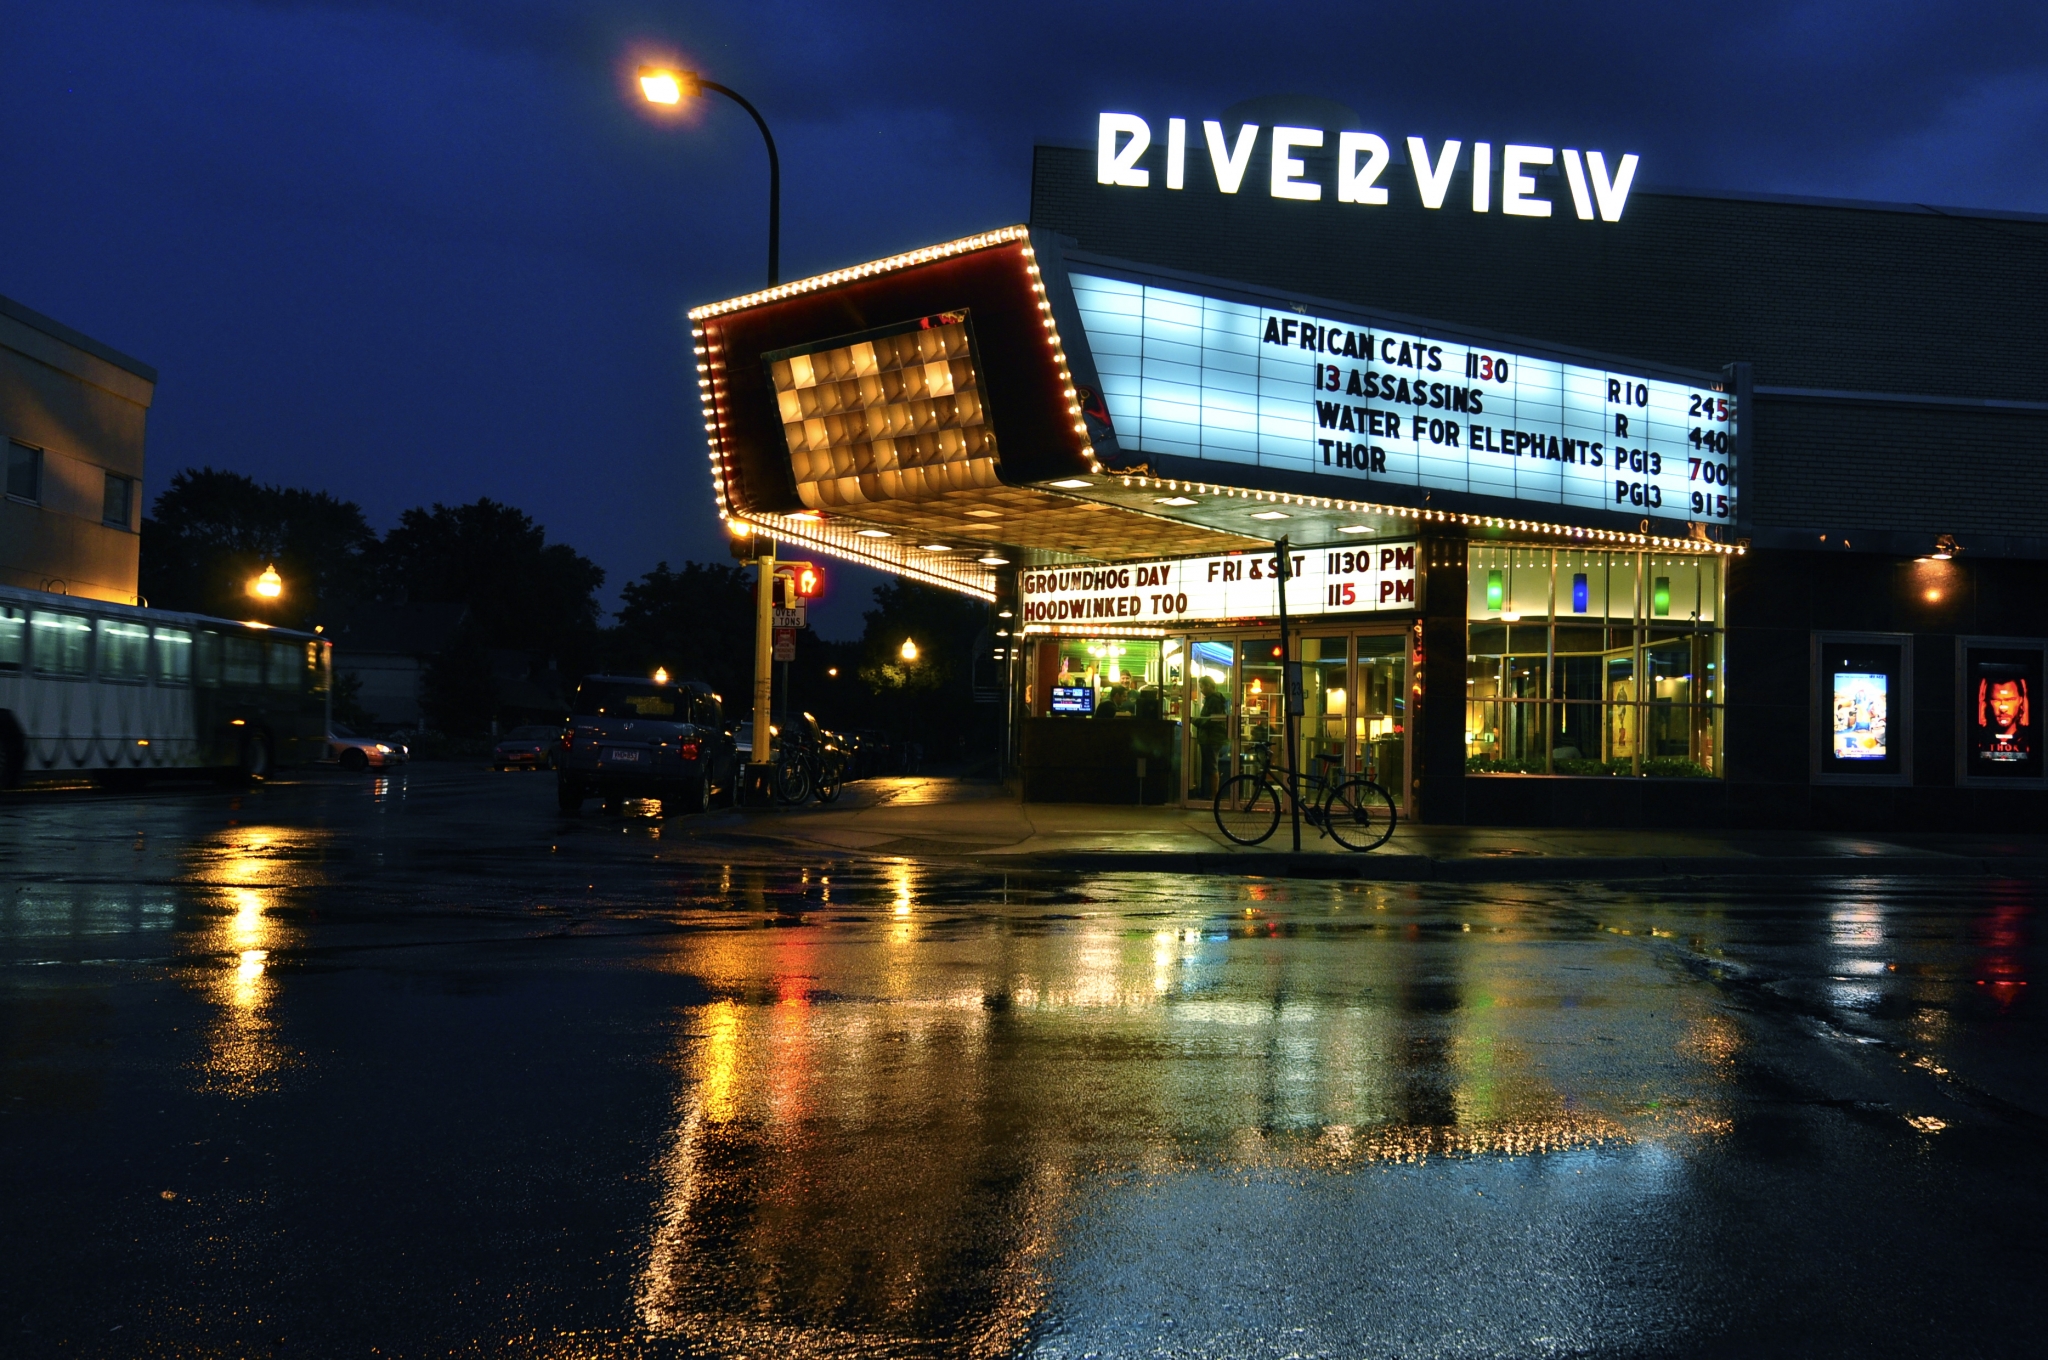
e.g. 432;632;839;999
1325;777;1397;852
814;754;845;803
1214;774;1282;846
772;753;812;804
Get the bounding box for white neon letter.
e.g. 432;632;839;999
1336;132;1390;205
1472;141;1491;212
1166;117;1186;190
1098;113;1150;188
1270;126;1323;201
1586;150;1640;222
1204;121;1260;194
1406;137;1461;210
1561;150;1595;219
1503;144;1553;217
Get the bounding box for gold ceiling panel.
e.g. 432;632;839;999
770;314;1001;510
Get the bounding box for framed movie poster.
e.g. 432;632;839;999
1813;632;1912;785
1956;638;2047;787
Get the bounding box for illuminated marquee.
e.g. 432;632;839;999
1020;541;1418;628
1097;114;1640;222
1069;273;1736;526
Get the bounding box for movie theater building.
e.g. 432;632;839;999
689;109;2048;829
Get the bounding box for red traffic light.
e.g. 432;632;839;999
784;561;825;599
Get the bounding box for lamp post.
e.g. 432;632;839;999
638;67;781;285
639;66;783;803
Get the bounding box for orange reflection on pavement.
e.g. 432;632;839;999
182;827;321;1097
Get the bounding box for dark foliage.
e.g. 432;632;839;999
856;579;999;760
139;468;374;627
607;560;756;703
372;498;604;666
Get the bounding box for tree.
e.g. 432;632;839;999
608;560;755;702
140;468;374;627
856;579;995;761
371;499;604;666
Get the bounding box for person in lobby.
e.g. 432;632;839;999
1094;685;1129;719
1194;675;1229;795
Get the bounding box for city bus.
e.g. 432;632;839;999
0;581;330;788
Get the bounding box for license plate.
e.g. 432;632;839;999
602;747;644;764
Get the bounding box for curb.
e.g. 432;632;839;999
871;849;2048;883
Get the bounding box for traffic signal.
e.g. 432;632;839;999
784;561;825;599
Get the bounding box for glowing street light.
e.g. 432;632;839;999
899;639;919;663
635;65;780;284
248;564;283;600
653;667;670;684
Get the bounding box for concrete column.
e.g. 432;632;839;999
1416;530;1469;824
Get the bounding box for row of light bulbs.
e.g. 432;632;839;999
1111;476;1743;556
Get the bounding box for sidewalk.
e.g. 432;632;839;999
681;777;2048;881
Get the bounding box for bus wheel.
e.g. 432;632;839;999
238;732;272;783
0;713;22;790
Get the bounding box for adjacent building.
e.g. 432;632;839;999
0;293;156;605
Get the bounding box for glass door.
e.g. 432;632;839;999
1184;638;1234;801
1356;633;1409;806
1236;638;1285;780
1299;634;1351;783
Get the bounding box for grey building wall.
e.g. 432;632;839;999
0;293;157;603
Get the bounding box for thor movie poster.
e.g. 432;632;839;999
1964;646;2043;780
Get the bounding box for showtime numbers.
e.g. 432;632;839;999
1464;352;1511;383
1689;427;1731;454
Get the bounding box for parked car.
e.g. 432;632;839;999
492;724;561;771
324;722;406;772
557;675;738;815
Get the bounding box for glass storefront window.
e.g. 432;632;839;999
1047;637;1164;717
1299;635;1349;779
1467;544;1724;777
1356;635;1407;790
1187;640;1234;797
1236;638;1284;778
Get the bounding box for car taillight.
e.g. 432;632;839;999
678;740;700;761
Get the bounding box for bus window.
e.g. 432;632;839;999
0;606;22;671
267;642;300;691
193;631;221;687
31;611;91;676
308;641;330;695
97;618;150;681
224;634;263;687
154;627;193;685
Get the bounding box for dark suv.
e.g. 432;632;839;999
556;676;738;815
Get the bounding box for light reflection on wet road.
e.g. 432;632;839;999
1;766;2044;1357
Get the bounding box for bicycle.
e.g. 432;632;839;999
1212;740;1397;851
771;733;846;805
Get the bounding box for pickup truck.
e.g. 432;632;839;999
556;675;738;815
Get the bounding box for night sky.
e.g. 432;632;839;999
4;2;2041;637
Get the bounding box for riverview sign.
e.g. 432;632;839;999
1097;114;1640;222
1069;272;1736;526
1020;542;1419;628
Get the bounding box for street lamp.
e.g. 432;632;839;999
637;66;781;285
900;639;919;663
248;564;283;601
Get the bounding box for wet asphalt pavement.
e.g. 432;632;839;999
2;765;2044;1358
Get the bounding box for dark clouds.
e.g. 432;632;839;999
3;0;2041;636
